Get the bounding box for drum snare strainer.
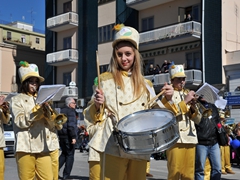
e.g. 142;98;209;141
113;109;179;155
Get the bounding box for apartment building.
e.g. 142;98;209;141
45;0;139;99
45;0;240;121
0;21;45;95
124;0;240;122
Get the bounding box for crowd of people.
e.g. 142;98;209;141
0;24;239;180
146;60;172;75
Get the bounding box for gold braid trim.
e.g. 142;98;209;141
119;91;144;106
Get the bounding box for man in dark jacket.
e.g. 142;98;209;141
194;97;221;180
58;97;77;180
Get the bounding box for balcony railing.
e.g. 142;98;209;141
144;69;202;87
140;21;201;44
126;0;174;10
3;36;31;46
47;49;78;66
47;12;78;32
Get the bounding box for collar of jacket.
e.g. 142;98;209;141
27;92;37;97
121;71;132;77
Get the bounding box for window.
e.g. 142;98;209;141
186;52;201;70
63;72;71;86
103;26;107;42
100;64;109;74
7;32;11;40
63;1;72;12
64;37;72;49
142;17;154;32
21;35;26;43
36;38;40;44
98;0;114;5
98;24;115;43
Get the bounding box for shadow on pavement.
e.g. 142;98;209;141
58;175;89;180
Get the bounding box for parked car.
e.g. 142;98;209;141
3;116;15;155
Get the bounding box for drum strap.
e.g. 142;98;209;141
145;83;165;108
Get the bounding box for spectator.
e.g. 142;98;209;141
184;13;193;32
147;64;159;75
58;97;78;180
156;64;162;74
147;64;155;75
185;13;192;21
194;97;222;180
230;123;240;165
160;60;171;73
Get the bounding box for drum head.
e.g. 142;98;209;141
117;109;174;133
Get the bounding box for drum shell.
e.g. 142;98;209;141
114;109;179;155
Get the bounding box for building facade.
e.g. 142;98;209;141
45;0;240;121
0;21;45;95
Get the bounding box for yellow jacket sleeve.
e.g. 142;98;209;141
30;104;45;121
161;97;179;115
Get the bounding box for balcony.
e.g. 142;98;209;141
144;69;202;92
140;21;201;51
47;12;78;32
3;36;31;47
62;86;78;97
126;0;174;10
47;49;78;66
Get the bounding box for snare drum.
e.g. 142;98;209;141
114;109;179;155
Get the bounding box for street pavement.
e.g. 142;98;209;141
4;150;240;180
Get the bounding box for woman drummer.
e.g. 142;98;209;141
84;25;174;180
10;61;56;180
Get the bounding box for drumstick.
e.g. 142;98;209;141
147;90;166;107
146;83;173;107
96;51;101;90
96;51;102;112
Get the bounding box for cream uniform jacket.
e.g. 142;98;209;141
166;89;202;144
11;93;57;153
0;109;10;148
84;72;175;161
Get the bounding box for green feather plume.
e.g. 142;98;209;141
94;77;98;86
19;61;29;67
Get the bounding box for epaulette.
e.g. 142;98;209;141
99;72;113;81
145;79;153;87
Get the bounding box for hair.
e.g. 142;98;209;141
65;97;74;107
108;41;147;97
20;77;40;94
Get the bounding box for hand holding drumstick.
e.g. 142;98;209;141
147;83;174;107
94;89;104;111
161;82;174;101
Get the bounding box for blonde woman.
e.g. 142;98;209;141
84;25;174;180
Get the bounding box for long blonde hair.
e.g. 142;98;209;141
108;41;147;97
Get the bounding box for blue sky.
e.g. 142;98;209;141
0;0;45;31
